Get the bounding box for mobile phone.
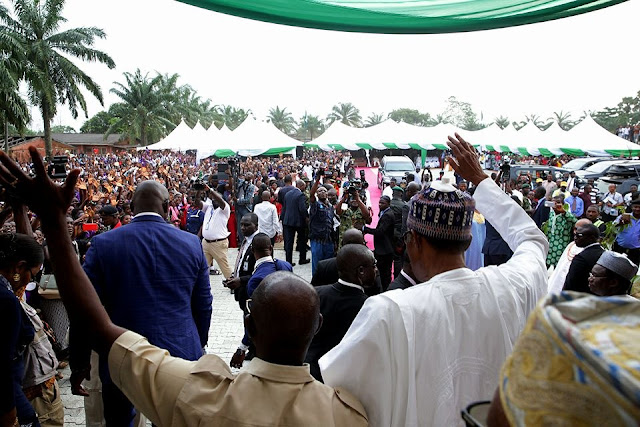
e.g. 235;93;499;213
82;223;98;232
544;201;555;208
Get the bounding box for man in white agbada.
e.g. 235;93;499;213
319;134;549;427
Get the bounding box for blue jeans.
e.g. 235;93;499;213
311;240;334;276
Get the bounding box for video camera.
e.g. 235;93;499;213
48;156;69;180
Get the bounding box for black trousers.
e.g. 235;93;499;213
375;253;394;291
613;242;640;266
283;225;307;264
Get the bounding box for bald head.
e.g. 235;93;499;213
337;244;376;286
405;182;421;201
342;228;366;246
296;179;306;191
261;190;271;201
131;181;170;216
246;272;321;365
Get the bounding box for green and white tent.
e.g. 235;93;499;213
306;117;640;157
177;0;626;34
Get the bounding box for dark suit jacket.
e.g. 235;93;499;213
278;185;296;220
233;241;257;308
283;189;308;228
79;215;212;381
388;272;415;291
563;244;604;294
532;200;550;228
311;257;382;295
305;282;368;381
482;221;513;257
364;209;395;255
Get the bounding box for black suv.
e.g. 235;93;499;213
377;156;416;189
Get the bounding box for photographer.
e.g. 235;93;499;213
336;183;371;248
309;171;335;275
199;183;233;279
234;172;256;245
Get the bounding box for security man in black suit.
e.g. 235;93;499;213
364;195;396;290
305;243;377;381
311;228;382;295
282;179;309;266
224;213;258;310
563;220;604;293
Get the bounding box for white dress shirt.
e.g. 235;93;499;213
201;199;230;240
253;201;280;238
320;177;549;427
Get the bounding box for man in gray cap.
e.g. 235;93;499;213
320;134;549;427
588;250;638;297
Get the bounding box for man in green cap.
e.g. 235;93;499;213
520;183;532;212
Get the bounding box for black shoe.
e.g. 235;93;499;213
299;258;310;265
291;263;297;267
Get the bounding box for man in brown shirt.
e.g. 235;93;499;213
0;147;367;427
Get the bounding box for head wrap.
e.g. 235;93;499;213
597;251;638;282
406;180;474;241
499;293;640;426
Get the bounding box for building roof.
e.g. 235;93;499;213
51;133;124;145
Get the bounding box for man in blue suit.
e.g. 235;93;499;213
282;179;309;266
71;181;212;426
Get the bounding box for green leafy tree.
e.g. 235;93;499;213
81;110;114;133
298;112;325;140
524;114;546;130
50;124;75;133
1;0;115;157
327;102;362;127
214;105;251;131
441;96;485;130
365;113;385;127
494;116;510;129
387;108;433;126
548;110;574;130
267;106;297;134
106;70;175;146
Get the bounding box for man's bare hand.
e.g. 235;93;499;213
0;147;80;226
230;349;246;369
70;368;91;397
224;277;242;290
446;133;487;187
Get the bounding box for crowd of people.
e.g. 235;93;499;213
2;137;640;427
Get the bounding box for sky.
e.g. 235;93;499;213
27;0;640;131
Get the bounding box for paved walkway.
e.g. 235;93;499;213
59;245;311;425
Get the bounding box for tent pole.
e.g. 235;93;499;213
421;149;426;168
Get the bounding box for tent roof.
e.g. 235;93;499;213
140;120;193;151
177;0;625;34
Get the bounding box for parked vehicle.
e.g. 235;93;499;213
574;160;630;181
377;155;416;189
561;157;610;172
508;165;568;182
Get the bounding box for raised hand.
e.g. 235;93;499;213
0;147;80;227
446;133;487;186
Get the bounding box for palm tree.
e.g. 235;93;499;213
494;116;510;129
524;114;545;130
327;102;362;127
267;106;296;134
298;112;325;140
105;70;175;146
0;4;30;150
1;0;115;157
365;113;385;127
549;110;574;131
214;105;251;130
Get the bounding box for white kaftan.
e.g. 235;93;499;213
319;178;549;427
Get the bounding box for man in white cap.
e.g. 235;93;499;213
588;250;638;297
320;134;548;427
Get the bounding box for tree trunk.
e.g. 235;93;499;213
42;101;53;158
3;112;8;153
